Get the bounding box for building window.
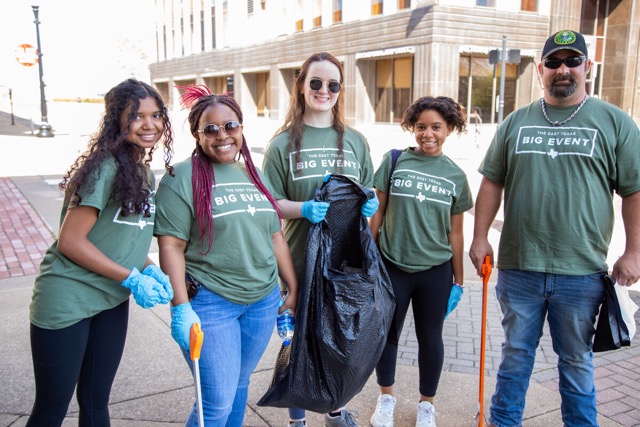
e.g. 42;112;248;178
256;72;270;117
333;0;342;23
581;0;606;39
248;0;254;15
458;55;517;124
211;4;216;49
190;13;195;46
226;76;234;96
398;0;410;9
200;0;205;51
203;76;234;95
581;0;608;98
375;56;413;123
296;0;304;31
372;0;383;16
521;0;537;11
313;0;322;27
476;0;495;6
162;25;167;58
155;82;170;105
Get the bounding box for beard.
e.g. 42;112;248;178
549;73;578;98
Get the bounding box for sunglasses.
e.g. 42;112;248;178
309;78;341;94
197;121;242;140
543;56;586;69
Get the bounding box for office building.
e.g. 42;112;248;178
149;0;640;126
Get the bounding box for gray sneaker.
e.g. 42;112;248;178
324;409;360;427
289;421;306;427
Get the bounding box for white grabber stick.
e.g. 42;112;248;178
190;323;205;426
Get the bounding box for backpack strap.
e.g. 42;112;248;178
387;149;402;192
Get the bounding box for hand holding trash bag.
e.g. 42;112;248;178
121;267;172;308
361;190;379;217
301;200;330;223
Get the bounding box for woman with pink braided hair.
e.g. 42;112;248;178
154;85;298;426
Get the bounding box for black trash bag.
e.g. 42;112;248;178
258;174;396;413
593;274;631;352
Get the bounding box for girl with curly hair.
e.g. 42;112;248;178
154;85;298;426
368;96;474;427
28;78;175;425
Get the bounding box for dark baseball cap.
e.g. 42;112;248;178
541;30;588;60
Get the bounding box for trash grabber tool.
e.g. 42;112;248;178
477;256;492;426
190;323;205;426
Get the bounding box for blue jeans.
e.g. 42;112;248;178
489;269;605;427
183;284;280;427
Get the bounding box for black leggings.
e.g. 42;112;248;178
27;300;129;427
375;258;452;397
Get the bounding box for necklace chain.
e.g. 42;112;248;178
540;95;589;126
308;127;333;148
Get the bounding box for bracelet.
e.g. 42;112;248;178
453;282;463;287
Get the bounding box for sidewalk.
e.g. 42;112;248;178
1;107;639;426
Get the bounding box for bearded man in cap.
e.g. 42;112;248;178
469;29;640;426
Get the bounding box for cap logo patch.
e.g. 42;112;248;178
554;30;577;45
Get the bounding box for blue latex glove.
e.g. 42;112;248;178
361;190;379;217
121;267;171;309
142;265;174;302
445;283;464;319
301;200;330;224
170;302;201;351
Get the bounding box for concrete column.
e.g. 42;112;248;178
202;1;213;51
192;0;202;54
353;58;376;125
549;0;582;32
173;0;181;58
603;0;640;122
414;43;459;99
214;0;224;49
182;0;192;56
342;54;357;124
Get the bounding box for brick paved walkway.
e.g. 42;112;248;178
397;285;640;426
0;177;53;278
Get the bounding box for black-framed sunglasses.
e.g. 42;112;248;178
197;121;242;140
309;78;341;94
543;56;586;69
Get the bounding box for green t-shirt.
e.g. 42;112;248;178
154;159;280;304
262;124;374;278
374;148;473;273
30;156;156;329
479;97;640;274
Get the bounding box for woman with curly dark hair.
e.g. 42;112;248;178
368;96;474;427
27;78;175;426
154;85;298;427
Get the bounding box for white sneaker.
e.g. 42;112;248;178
370;394;396;427
415;401;436;427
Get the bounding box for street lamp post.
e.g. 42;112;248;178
31;5;53;138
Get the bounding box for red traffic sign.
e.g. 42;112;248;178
15;44;38;67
